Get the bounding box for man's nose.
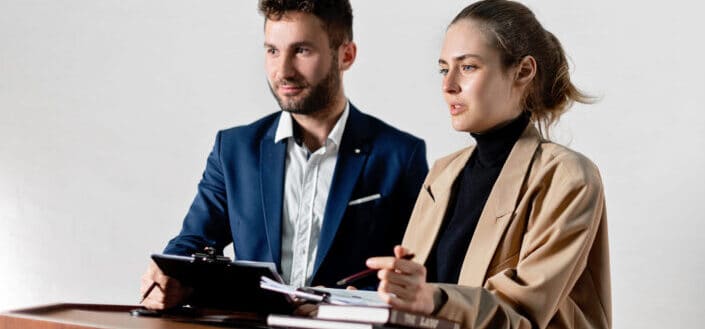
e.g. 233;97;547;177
276;55;297;81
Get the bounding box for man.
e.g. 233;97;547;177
140;0;428;310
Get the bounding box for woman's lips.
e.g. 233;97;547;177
449;104;465;115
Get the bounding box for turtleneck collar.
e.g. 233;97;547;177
469;111;530;168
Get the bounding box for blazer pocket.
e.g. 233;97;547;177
348;193;382;206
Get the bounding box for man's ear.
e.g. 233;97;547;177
338;41;357;71
514;55;536;87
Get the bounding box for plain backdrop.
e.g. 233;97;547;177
1;1;704;327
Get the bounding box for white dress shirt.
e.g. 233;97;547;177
274;103;350;287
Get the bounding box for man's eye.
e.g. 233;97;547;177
296;47;310;54
438;68;448;76
266;48;278;55
461;65;477;72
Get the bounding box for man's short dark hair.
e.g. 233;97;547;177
259;0;353;49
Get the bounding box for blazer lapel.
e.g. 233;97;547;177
312;105;370;276
260;116;287;268
405;148;474;266
458;126;542;286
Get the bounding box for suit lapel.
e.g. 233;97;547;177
260;116;287;268
405;148;474;266
458;126;542;286
312;105;370;276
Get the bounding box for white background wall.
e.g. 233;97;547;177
1;1;704;327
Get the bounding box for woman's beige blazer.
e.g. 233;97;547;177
402;126;611;329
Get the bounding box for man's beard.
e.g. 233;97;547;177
268;60;341;115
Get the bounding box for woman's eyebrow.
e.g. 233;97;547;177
438;53;484;65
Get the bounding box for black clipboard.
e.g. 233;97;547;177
151;253;293;314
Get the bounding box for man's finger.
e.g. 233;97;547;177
141;297;165;310
144;285;165;302
140;280;153;295
293;303;319;317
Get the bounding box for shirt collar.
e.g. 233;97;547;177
274;101;350;147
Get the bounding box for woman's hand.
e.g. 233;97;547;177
366;245;438;315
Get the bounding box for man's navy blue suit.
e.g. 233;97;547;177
164;104;428;287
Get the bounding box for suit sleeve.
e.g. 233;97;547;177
401;139;429;218
386;139;429;246
433;155;606;329
163;131;233;256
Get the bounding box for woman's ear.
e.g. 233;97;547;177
514;55;536;87
338;41;357;71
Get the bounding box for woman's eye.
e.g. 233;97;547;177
461;65;476;72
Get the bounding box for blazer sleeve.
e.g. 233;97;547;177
433;154;606;329
163;131;233;255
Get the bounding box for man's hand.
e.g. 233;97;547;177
293;302;319;317
140;261;193;310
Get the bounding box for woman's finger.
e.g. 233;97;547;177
367;257;425;276
382;290;416;312
378;279;415;300
393;245;412;259
366;256;396;269
377;268;417;288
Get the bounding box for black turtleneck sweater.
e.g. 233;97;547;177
426;112;530;283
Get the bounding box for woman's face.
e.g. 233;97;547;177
439;19;524;134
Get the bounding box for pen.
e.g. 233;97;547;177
140;282;158;303
336;253;415;287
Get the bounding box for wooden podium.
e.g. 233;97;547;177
0;303;268;328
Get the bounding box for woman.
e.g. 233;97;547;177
366;1;611;328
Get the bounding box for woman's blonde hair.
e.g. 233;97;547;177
451;0;593;137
